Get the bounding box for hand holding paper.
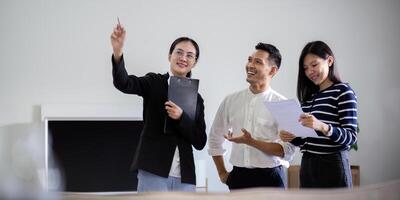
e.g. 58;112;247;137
299;113;331;136
264;99;319;138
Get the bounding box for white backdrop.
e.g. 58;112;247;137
1;0;400;192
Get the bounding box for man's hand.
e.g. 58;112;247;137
224;128;254;145
227;128;285;157
165;101;183;120
212;156;230;185
218;171;230;184
110;21;126;63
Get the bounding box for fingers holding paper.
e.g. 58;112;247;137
165;100;183;120
299;113;330;135
224;128;253;145
299;113;315;127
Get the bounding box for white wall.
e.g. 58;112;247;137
1;0;399;192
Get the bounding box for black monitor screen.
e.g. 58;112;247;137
48;120;143;192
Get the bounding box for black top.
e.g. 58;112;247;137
111;55;207;184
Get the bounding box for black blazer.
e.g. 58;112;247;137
111;55;207;184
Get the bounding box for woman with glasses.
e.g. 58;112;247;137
110;22;206;192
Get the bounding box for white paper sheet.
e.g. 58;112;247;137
264;99;319;138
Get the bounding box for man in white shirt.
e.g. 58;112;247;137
208;43;295;189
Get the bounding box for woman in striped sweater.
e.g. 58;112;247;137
280;41;358;188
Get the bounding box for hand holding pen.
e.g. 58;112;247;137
110;17;126;62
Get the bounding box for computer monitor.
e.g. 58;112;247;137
47;120;143;192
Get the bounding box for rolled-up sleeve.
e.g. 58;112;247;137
275;139;296;162
207;98;228;156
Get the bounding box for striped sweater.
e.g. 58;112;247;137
291;83;358;154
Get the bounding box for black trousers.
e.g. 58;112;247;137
226;165;285;190
300;151;352;188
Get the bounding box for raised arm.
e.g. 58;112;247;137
110;21;152;96
110;19;126;64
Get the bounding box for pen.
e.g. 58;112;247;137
117;17;121;26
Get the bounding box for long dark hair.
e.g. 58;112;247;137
169;37;200;78
297;41;341;103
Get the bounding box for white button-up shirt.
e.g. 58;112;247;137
208;88;295;168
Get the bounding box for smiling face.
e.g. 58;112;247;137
246;50;277;88
168;41;197;77
303;53;334;90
